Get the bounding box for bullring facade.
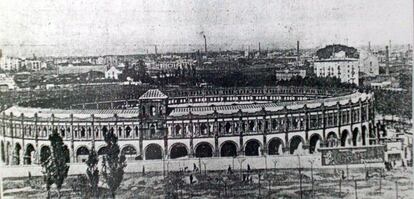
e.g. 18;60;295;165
0;87;376;166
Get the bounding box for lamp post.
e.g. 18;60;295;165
272;159;278;172
297;154;303;199
202;161;207;176
395;181;398;199
309;159;315;199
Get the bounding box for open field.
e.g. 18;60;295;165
2;166;412;199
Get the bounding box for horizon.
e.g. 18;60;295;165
0;0;412;57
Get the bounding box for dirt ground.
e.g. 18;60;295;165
3;166;413;198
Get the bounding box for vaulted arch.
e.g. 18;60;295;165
268;137;284;155
195;142;213;158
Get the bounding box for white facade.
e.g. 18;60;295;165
23;60;43;71
314;58;360;85
0;56;20;71
105;66;123;80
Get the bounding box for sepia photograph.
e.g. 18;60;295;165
0;0;413;198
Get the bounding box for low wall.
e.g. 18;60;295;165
0;154;383;178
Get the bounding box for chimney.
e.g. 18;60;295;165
203;35;207;57
154;45;158;56
296;41;300;64
389;40;392;52
385;45;389;75
259;42;261;53
368;42;371;52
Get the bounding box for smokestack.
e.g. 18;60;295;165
203;35;207;56
385;45;389;75
259;42;261;53
154;45;158;56
296;41;300;61
368;42;371;52
389;40;392;51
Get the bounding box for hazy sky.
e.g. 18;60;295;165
0;0;412;57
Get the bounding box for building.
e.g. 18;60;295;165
275;69;306;81
0;86;378;166
359;50;379;77
314;51;360;85
105;66;123;80
0;56;20;71
22;59;45;71
57;64;106;75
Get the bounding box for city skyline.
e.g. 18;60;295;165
0;0;412;57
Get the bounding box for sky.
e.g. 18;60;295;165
0;0;412;57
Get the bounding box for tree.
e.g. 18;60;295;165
101;128;127;198
41;129;70;199
86;147;100;198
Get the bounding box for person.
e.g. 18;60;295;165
227;165;233;174
142;166;145;175
193;163;198;172
247;164;251;173
190;174;193;184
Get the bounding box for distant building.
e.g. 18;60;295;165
359;50;379;76
0;56;20;71
105;66;123;80
57;64;106;75
275;69;306;81
370;81;392;89
22;59;45;71
314;50;360;85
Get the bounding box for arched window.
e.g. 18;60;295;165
150;106;156;116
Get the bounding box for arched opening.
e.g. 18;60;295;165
40;146;51;164
76;146;89;163
118;127;123;138
150;124;156;137
352;128;360;146
80;127;86;138
175;124;182;135
309;134;322;154
24;144;35;165
225;122;231;133
150;106;156;116
170;143;188;159
102;126;108;138
289;136;304;155
361;126;367;146
195;142;213;158
268;138;284;155
121;145;137;160
326;132;338;147
125;126;131;138
341;130;350;147
200;123;208;135
14;143;21;165
60;128;65;138
145;144;163;160
0;141;4;163
98;146;108;156
249;121;255;131
220;141;237;157
245;139;261;156
6;142;11;165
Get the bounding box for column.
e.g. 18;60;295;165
20;113;24;165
